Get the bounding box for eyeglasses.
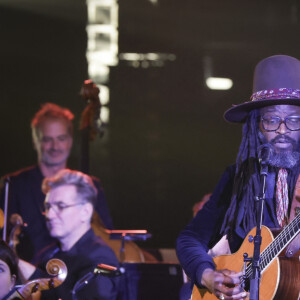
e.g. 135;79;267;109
44;201;84;214
261;116;300;132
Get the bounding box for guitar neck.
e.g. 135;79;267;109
260;212;300;271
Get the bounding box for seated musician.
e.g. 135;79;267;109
176;55;300;300
0;241;18;300
0;103;113;263
19;169;119;300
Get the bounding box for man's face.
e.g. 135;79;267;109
259;105;300;153
45;185;85;242
34;119;73;167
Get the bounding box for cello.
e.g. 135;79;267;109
5;258;67;300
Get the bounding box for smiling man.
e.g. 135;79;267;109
176;55;300;300
32;103;74;177
0;103;113;263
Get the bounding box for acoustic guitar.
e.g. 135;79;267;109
192;212;300;300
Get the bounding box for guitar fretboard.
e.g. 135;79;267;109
260;212;300;270
245;212;300;279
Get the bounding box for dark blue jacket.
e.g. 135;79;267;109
176;164;281;287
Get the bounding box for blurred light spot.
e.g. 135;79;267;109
100;106;110;123
206;77;233;90
98;84;109;105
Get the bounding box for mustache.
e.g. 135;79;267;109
48;149;64;153
270;135;297;145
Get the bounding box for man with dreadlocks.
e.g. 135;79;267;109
176;54;300;300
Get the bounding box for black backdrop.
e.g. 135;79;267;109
0;0;300;249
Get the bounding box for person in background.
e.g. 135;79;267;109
19;169;119;300
0;103;113;263
192;193;212;217
0;240;18;300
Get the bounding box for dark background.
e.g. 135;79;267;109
0;0;300;249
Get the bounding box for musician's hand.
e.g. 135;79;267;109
201;268;248;299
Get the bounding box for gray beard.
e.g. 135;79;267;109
258;131;300;169
268;151;300;169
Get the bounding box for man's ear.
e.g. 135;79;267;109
80;203;93;222
32;137;38;151
32;128;40;151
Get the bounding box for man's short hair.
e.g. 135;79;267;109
42;169;97;207
31;102;74;141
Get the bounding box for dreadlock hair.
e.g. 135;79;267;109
221;109;261;238
221;108;300;239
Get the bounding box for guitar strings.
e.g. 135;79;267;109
240;212;300;286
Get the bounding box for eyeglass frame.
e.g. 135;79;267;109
43;201;85;214
260;115;300;132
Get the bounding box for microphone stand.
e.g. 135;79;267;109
72;264;124;300
249;160;268;300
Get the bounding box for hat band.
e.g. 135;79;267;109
250;88;300;102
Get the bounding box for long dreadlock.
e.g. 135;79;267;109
221;109;300;238
220;109;263;238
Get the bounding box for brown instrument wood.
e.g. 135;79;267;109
0;208;4;228
79;79;102;175
79;81;156;263
6;259;67;300
191;226;300;300
91;212;146;263
274;257;300;300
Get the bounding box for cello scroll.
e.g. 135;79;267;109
6;259;67;300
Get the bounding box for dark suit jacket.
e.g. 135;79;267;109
0;165;114;262
31;229;120;300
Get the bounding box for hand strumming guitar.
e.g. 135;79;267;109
201;268;248;300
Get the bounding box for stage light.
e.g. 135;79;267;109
206;77;233;90
100;106;110;123
98;84;109;105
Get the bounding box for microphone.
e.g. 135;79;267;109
94;264;125;277
258;144;273;175
72;264;124;296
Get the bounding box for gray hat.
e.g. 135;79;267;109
224;55;300;123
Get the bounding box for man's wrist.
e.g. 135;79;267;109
195;263;215;288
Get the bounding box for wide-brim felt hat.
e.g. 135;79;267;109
224;55;300;123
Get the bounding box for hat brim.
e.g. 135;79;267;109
224;98;300;123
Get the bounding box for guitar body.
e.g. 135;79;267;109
192;226;282;300
274;256;300;300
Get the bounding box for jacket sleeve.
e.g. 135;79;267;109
176;165;235;287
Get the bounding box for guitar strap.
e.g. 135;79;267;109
285;173;300;257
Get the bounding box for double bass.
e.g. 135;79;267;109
79;80;155;263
